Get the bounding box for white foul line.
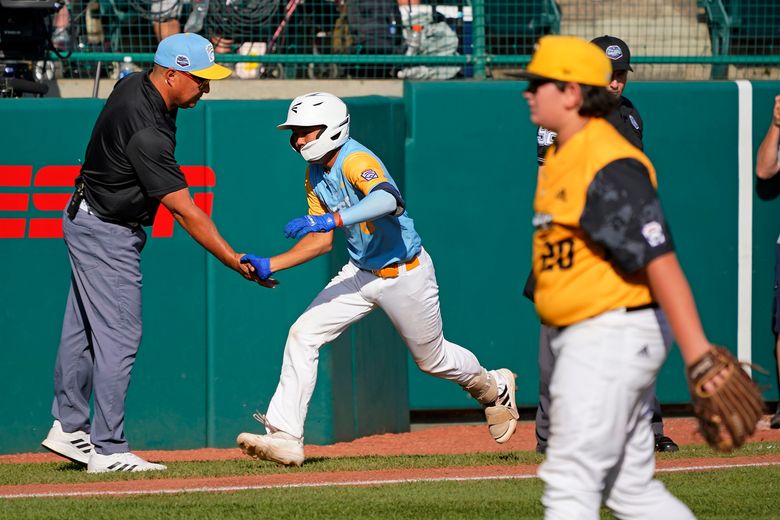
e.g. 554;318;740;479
1;461;778;500
736;79;753;373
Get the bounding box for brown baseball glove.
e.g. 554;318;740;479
687;346;765;452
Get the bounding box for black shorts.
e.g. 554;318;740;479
773;244;780;335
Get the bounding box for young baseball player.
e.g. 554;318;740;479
531;35;679;455
521;35;725;518
236;92;519;466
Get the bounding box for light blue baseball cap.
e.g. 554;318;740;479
154;33;231;80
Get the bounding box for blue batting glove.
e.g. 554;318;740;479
283;214;338;239
240;254;272;280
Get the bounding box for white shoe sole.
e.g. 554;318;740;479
87;457;167;473
86;464;167;474
41;438;93;465
237;433;304;467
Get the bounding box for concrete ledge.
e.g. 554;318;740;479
45;78;405;100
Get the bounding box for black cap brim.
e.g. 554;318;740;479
515;70;549;80
612;63;634;72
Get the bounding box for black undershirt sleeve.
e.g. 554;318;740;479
579;158;675;274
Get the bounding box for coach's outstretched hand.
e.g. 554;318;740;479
284;214;339;239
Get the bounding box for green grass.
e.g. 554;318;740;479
0;443;778;519
1;467;779;519
0;451;543;486
1;442;778;486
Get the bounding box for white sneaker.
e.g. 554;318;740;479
41;420;94;465
237;431;304;467
485;368;519;444
87;452;167;473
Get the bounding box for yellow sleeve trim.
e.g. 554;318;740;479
342;151;388;196
305;167;328;216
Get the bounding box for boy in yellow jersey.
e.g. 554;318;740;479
520;35;719;519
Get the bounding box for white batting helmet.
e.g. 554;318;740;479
278;92;350;162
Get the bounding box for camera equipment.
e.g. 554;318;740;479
0;0;58;97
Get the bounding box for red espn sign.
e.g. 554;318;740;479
0;165;216;239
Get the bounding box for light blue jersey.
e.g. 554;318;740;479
305;138;422;270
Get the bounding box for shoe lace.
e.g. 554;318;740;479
252;411;304;443
252;411;280;434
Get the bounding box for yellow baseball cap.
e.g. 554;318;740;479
520;35;612;87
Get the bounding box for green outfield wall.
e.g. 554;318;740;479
0;82;778;454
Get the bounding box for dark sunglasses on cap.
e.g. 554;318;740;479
175;69;210;91
524;78;565;94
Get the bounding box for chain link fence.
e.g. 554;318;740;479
1;0;779;85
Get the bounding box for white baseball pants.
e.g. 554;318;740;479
538;308;695;520
265;248;483;439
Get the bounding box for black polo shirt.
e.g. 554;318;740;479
79;71;188;226
536;95;644;164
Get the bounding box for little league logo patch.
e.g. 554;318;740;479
361;169;379;181
641;221;666;247
629;114;640;130
537;127;557;147
532;212;553;230
206;43;215;63
605;45;623;61
175;54;190;68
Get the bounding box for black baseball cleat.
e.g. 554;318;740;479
655;434;679;452
770;410;780;430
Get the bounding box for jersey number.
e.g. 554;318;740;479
540;238;574;271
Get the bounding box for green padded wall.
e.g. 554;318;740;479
2;81;780;455
403;80;780;411
403;82;537;411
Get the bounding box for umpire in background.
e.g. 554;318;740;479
41;33;271;473
531;35;680;454
756;93;780;429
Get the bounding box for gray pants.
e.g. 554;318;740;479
535;308;672;448
51;206;146;455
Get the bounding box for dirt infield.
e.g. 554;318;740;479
2;416;779;498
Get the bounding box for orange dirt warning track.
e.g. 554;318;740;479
1;417;779;498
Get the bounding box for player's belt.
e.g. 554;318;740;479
547;302;660;331
370;255;420;278
79;199;141;229
625;302;659;313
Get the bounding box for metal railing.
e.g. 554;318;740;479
2;0;780;84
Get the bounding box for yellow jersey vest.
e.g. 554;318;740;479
533;118;657;327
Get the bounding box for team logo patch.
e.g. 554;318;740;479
206;43;215;63
361;169;379;181
629;114;640;130
532;212;553;230
641;221;666;247
537;127;557;146
175;54;190;68
605;45;623;61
